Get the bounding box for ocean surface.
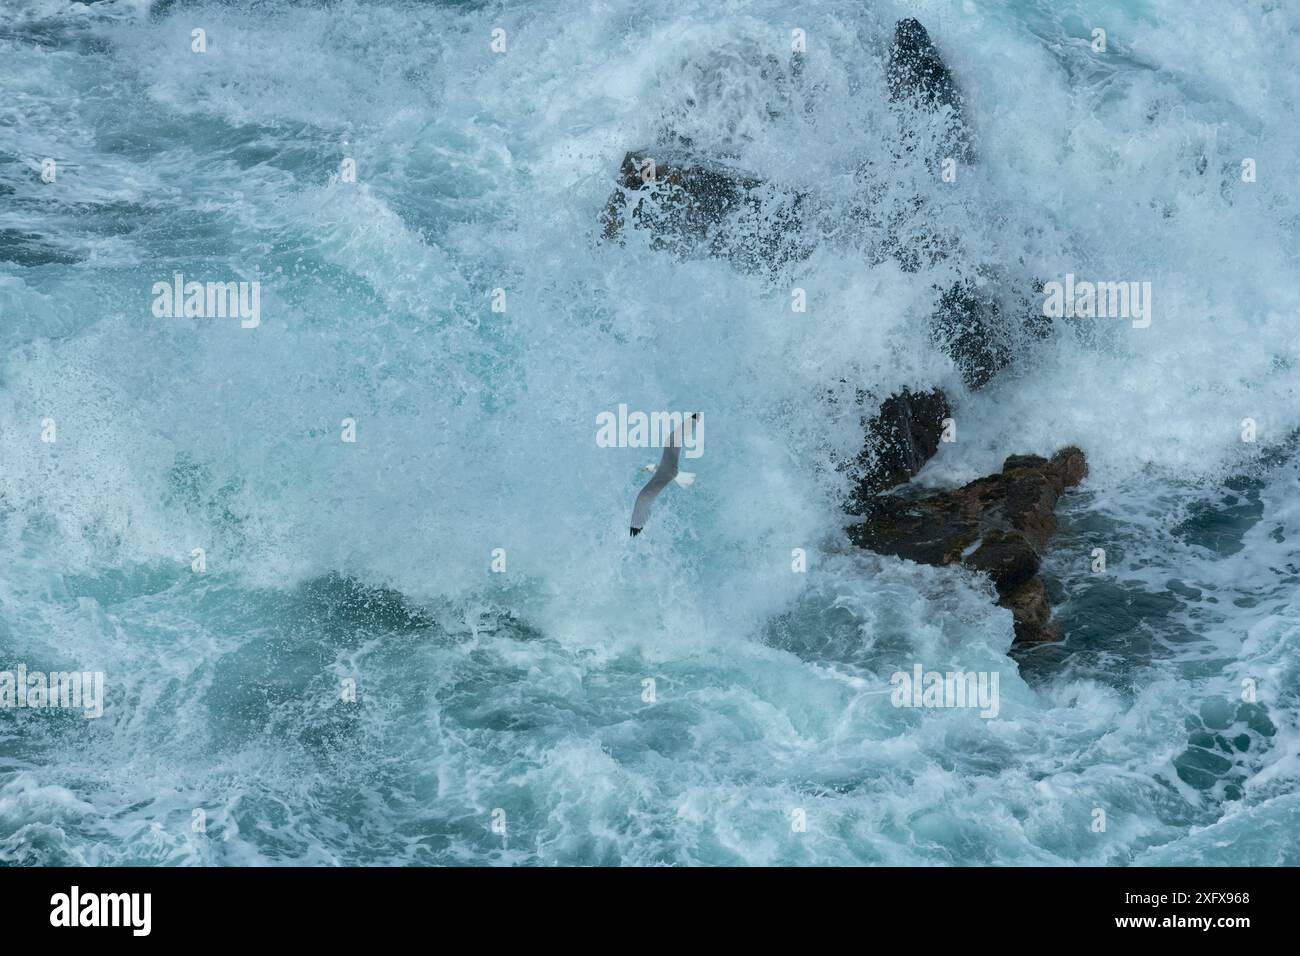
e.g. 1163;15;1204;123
1;0;1298;865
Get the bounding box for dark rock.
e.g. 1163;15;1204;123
1000;575;1056;643
849;477;977;566
933;275;1057;391
886;20;1018;390
887;18;1020;391
599;20;971;269
965;528;1041;593
888;18;964;114
931;281;1011;390
887;18;972;162
850;387;952;505
600;149;807;268
848;447;1087;643
601;150;760;239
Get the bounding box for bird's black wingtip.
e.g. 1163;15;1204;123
629;527;641;537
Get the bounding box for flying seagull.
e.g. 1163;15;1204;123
630;412;700;536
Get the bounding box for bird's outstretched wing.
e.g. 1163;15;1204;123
629;414;697;535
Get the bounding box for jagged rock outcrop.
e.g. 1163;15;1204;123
848;448;1087;643
885;20;1017;392
888;18;963;113
850;387;952;503
598;19;1013;395
886;17;972;162
597;21;1068;596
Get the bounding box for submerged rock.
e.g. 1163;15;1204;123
929;279;1043;391
598;19;1021;387
601;18;974;264
601;149;759;240
931;283;1005;390
886;20;1024;391
600;149;808;268
848;447;1087;643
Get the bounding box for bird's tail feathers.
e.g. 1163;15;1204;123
674;472;696;487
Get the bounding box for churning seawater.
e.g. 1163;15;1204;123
1;0;1298;865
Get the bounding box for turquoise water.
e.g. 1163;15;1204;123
1;0;1298;865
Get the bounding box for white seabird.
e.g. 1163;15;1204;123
629;412;700;537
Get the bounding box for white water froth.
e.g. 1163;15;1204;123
0;0;1297;865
